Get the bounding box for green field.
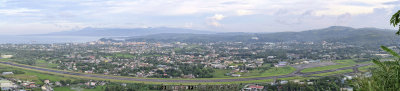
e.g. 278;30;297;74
334;59;357;64
212;69;231;78
34;60;59;68
260;66;296;77
0;65;76;85
228;63;245;66
2;60;364;85
310;69;353;76
300;59;359;73
0;63;293;85
112;53;135;58
358;65;377;72
301;64;354;73
212;66;296;78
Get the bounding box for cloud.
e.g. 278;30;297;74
0;0;7;7
207;14;225;27
0;0;399;34
0;8;40;16
210;14;225;20
67;0;398;19
236;10;254;16
209;21;221;27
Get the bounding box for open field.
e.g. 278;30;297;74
0;62;285;85
260;66;296;76
34;59;59;68
334;59;357;64
300;59;361;73
0;61;370;85
310;69;353;76
212;69;231;78
212;66;295;78
0;65;76;85
301;65;354;73
358;65;377;72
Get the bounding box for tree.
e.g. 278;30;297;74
352;10;400;91
353;46;400;90
390;10;400;35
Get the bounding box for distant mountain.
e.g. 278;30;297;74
106;26;399;47
33;27;215;36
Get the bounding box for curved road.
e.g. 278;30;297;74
0;62;372;83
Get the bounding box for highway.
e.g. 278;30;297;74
0;62;372;83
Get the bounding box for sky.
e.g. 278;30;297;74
1;0;400;35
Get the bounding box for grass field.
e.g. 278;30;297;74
113;53;136;58
228;63;245;66
358;65;377;72
211;66;296;78
0;63;295;85
334;59;357;64
0;65;76;85
301;64;353;73
34;60;59;68
310;69;353;76
212;69;231;78
53;87;73;91
260;66;296;77
300;59;359;73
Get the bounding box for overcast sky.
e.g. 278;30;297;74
1;0;400;35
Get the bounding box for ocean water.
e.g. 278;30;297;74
0;35;102;44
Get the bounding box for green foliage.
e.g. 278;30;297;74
112;53;135;59
380;46;400;58
353;46;400;91
179;64;214;78
390;10;400;35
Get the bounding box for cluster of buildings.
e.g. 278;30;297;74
0;79;17;91
0;40;383;79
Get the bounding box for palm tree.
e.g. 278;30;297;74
353;46;400;91
390;10;400;35
353;11;400;91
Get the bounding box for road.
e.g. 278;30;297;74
0;62;372;83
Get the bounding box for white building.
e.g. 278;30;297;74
0;79;17;91
0;55;13;58
1;72;13;75
231;74;241;77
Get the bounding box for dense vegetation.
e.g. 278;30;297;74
353;46;400;90
351;10;400;91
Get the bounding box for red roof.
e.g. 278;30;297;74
249;85;264;89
